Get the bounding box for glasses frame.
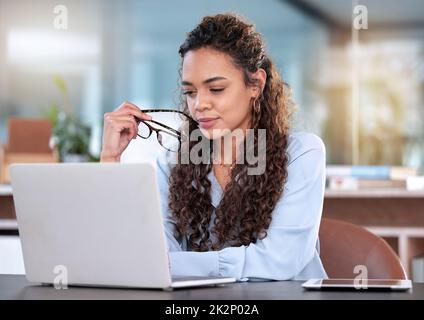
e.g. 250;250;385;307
137;109;197;152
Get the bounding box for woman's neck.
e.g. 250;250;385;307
215;116;252;166
213;130;246;166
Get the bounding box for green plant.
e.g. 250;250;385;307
43;75;92;162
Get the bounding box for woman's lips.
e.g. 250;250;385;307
198;118;219;129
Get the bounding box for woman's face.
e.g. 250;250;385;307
182;47;264;140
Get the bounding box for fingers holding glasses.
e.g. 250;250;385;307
101;101;190;162
114;101;153;122
112;116;139;140
101;101;152;162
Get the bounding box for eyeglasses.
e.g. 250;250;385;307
137;109;197;152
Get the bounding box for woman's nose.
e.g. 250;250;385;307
194;94;211;112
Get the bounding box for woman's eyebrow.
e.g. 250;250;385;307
181;76;228;86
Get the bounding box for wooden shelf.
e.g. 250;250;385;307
365;226;424;277
325;188;424;198
0;219;18;230
324;189;424;279
0;184;12;196
0;184;15;222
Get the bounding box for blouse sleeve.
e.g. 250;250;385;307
157;133;327;280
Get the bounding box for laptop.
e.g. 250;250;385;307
10;163;236;289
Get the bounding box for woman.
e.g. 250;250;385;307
100;13;327;281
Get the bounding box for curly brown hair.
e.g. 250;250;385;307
168;13;295;251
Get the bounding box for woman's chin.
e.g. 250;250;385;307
199;128;216;140
199;127;228;140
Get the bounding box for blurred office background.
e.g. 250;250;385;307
0;0;423;168
1;0;424;279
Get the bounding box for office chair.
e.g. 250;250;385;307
319;218;407;279
0;118;58;183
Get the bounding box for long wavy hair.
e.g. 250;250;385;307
168;13;295;251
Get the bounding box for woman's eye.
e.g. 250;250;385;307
183;90;195;96
210;88;225;93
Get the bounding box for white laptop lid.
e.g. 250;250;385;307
10;163;172;288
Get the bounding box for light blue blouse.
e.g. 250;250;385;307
155;131;328;281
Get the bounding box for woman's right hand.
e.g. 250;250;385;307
100;101;152;162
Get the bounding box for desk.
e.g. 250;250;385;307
0;275;423;300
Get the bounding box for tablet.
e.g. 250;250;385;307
302;279;412;291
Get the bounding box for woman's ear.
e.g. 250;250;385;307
249;68;267;98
